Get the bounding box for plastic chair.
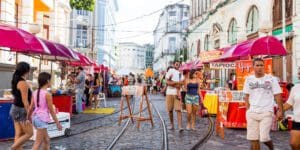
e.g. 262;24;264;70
98;92;107;107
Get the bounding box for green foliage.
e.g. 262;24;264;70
70;0;95;11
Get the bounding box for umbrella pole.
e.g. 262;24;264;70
15;52;18;64
39;56;42;73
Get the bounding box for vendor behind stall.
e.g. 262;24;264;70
74;67;85;114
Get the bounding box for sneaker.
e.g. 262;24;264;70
186;127;191;131
91;107;95;110
178;128;184;132
168;126;175;130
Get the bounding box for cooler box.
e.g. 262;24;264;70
0;99;14;140
31;112;71;140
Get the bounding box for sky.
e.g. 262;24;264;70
115;0;189;45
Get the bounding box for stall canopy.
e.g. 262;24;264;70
38;39;79;61
0;24;50;54
68;52;93;66
219;36;287;60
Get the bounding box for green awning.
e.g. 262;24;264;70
272;24;293;35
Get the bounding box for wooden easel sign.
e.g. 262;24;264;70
118;85;154;128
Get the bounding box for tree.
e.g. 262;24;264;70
70;0;95;11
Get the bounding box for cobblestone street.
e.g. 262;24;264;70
0;94;293;150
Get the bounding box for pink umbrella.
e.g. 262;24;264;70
179;62;194;71
220;36;287;60
0;24;50;54
192;60;203;69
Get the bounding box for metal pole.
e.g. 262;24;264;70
282;0;287;81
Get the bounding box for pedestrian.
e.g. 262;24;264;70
84;74;92;107
165;60;184;131
10;62;33;150
184;69;201;130
91;73;101;109
243;58;283;150
28;72;62;150
283;67;300;150
74;66;86;114
181;70;189;112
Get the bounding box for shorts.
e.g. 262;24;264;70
32;116;48;129
93;87;100;95
9;104;27;122
292;121;300;130
246;111;273;142
166;95;181;112
185;94;199;105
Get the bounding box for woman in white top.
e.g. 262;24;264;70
284;67;300;150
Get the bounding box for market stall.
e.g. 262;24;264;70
198;36;288;139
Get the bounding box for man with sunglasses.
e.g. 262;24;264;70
165;60;184;131
243;58;283;150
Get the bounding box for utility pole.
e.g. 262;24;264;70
282;0;287;81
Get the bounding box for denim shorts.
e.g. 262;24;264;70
185;94;199;105
32;116;48;129
9;104;27;122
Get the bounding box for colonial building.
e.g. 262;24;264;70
153;3;189;72
69;9;94;60
187;0;298;82
116;42;146;71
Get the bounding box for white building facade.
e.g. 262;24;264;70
95;0;118;69
153;4;189;72
116;42;145;71
69;9;94;59
187;0;299;83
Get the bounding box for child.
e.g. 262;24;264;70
28;72;62;150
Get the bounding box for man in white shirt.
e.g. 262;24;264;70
165;61;184;131
243;58;283;150
284;67;300;150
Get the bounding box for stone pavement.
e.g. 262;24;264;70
0;94;293;150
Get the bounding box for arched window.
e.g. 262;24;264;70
204;34;209;51
228;19;237;44
246;6;259;33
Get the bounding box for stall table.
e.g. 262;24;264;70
52;95;72;116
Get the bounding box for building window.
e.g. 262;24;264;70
169;11;176;16
273;0;293;28
246;6;259;34
76;25;88;47
204;35;209;51
168;37;176;53
184;12;188;17
168;19;177;32
228;18;237;44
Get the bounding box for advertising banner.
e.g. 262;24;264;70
210;62;236;69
